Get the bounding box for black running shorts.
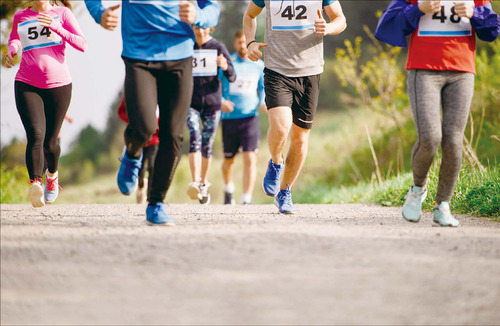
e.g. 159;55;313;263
222;116;260;159
263;68;320;130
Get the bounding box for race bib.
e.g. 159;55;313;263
192;49;218;77
229;75;259;95
18;17;63;52
418;0;474;37
270;0;322;31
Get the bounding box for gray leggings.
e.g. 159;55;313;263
407;69;474;204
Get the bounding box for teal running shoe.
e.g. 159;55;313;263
146;202;175;226
263;158;283;197
274;186;296;215
402;185;427;222
433;202;459;227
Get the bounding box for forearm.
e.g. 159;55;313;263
325;16;346;35
84;0;106;25
194;0;219;28
50;18;87;52
243;13;258;44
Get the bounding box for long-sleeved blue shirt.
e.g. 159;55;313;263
221;54;265;120
85;0;220;61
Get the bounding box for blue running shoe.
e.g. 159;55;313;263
433;202;459;227
274;186;296;215
146;202;175;226
263;158;283;197
117;150;142;195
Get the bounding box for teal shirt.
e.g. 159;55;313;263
221;54;265;120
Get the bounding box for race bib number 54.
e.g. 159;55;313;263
18;17;63;52
270;0;322;31
418;0;474;37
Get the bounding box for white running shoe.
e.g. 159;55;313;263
28;179;45;208
402;185;427;222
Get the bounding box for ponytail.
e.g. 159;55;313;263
50;0;72;10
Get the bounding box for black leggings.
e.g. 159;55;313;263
138;143;159;197
123;57;193;204
15;81;72;180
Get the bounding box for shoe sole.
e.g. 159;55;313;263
187;186;202;200
273;198;296;215
28;185;45;208
402;212;420;223
145;220;175;227
262;182;278;197
432;220;459;227
199;195;210;205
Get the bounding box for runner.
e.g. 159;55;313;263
243;0;346;214
186;25;236;205
117;95;159;204
4;0;86;207
85;0;219;225
375;0;499;226
220;30;265;205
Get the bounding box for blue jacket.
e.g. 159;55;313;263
374;0;499;47
85;0;220;61
221;54;265;120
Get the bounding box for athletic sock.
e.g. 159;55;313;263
224;182;235;194
241;193;252;204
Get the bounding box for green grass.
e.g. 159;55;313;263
295;162;500;219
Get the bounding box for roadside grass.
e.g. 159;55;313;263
295;162;500;219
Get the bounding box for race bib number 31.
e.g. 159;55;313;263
270;0;322;31
418;0;474;37
18;17;63;52
192;49;218;77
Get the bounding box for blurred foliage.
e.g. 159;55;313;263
0;163;26;204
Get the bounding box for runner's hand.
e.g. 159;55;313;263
37;13;53;28
418;1;442;14
248;42;267;62
260;104;268;113
453;2;474;19
100;4;120;31
221;100;235;113
315;9;327;36
4;53;15;68
217;54;228;71
179;1;197;24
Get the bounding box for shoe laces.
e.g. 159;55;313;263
29;178;43;185
45;175;61;191
268;160;282;179
405;189;423;207
200;182;211;196
279;185;292;203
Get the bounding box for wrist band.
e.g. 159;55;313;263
246;40;256;48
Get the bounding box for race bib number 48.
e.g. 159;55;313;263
418;0;474;37
270;0;322;31
192;49;218;77
18;17;63;52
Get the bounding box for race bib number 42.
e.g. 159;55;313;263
418;0;474;37
270;0;322;31
18;17;63;52
192;49;218;77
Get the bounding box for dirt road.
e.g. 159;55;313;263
1;203;499;325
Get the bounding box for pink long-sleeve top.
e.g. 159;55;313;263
8;5;87;89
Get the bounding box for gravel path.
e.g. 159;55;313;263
1;203;499;325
